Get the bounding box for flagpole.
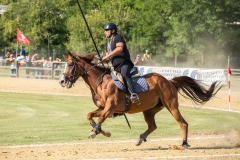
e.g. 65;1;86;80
29;44;30;56
16;42;18;57
228;56;231;111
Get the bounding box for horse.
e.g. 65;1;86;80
59;50;224;148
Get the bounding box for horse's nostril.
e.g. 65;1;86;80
60;80;64;84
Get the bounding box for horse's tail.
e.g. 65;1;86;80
170;76;224;105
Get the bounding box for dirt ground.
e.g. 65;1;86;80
0;77;240;160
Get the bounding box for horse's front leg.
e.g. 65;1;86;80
88;100;116;139
87;109;112;138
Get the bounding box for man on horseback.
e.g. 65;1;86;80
101;22;141;105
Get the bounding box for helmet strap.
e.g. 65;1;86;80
111;29;117;36
109;30;114;38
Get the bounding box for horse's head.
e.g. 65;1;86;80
59;50;96;88
59;51;82;88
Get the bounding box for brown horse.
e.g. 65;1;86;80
60;51;223;148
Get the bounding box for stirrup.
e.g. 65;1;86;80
130;93;141;105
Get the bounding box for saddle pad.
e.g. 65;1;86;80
110;72;148;93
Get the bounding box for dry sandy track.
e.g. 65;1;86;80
0;77;240;160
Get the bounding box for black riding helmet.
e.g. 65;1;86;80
104;22;117;33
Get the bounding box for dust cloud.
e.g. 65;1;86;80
215;128;240;148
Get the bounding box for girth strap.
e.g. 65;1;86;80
125;94;131;112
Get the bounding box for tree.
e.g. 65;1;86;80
163;0;240;67
1;0;68;57
65;0;132;54
128;0;171;55
1;0;240;68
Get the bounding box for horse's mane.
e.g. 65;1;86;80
73;52;111;73
72;52;95;63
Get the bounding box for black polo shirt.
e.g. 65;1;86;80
106;34;133;69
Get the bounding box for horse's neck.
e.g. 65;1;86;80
81;64;106;91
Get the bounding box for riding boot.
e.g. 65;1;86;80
126;80;141;105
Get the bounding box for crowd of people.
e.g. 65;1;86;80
3;42;151;80
3;46;62;79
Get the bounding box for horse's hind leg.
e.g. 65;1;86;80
166;102;189;148
136;104;164;146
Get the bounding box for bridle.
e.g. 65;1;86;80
62;58;78;82
63;56;103;83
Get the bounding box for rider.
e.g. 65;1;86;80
101;22;141;105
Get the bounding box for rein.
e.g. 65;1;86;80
64;57;106;83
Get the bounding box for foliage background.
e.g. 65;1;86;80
0;0;240;68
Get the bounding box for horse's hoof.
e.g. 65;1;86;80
182;141;190;149
182;144;189;149
135;138;143;146
105;131;111;137
88;131;96;139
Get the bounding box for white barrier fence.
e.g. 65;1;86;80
0;61;64;79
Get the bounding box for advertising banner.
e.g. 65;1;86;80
137;66;226;85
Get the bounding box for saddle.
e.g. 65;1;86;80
110;67;148;93
112;67;140;84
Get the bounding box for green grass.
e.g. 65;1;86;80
0;67;29;77
0;92;240;146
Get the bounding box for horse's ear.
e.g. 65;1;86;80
68;50;73;56
91;51;96;56
63;54;68;60
89;52;96;61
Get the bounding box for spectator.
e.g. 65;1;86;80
42;57;48;78
16;46;26;61
4;52;11;59
31;53;42;79
133;54;143;66
5;54;16;76
54;58;62;77
46;56;53;77
142;50;151;65
25;55;32;78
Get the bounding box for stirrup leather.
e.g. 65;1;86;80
130;93;141;105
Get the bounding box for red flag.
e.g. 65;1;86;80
16;28;30;44
228;66;232;75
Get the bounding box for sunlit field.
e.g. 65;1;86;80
0;92;240;146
